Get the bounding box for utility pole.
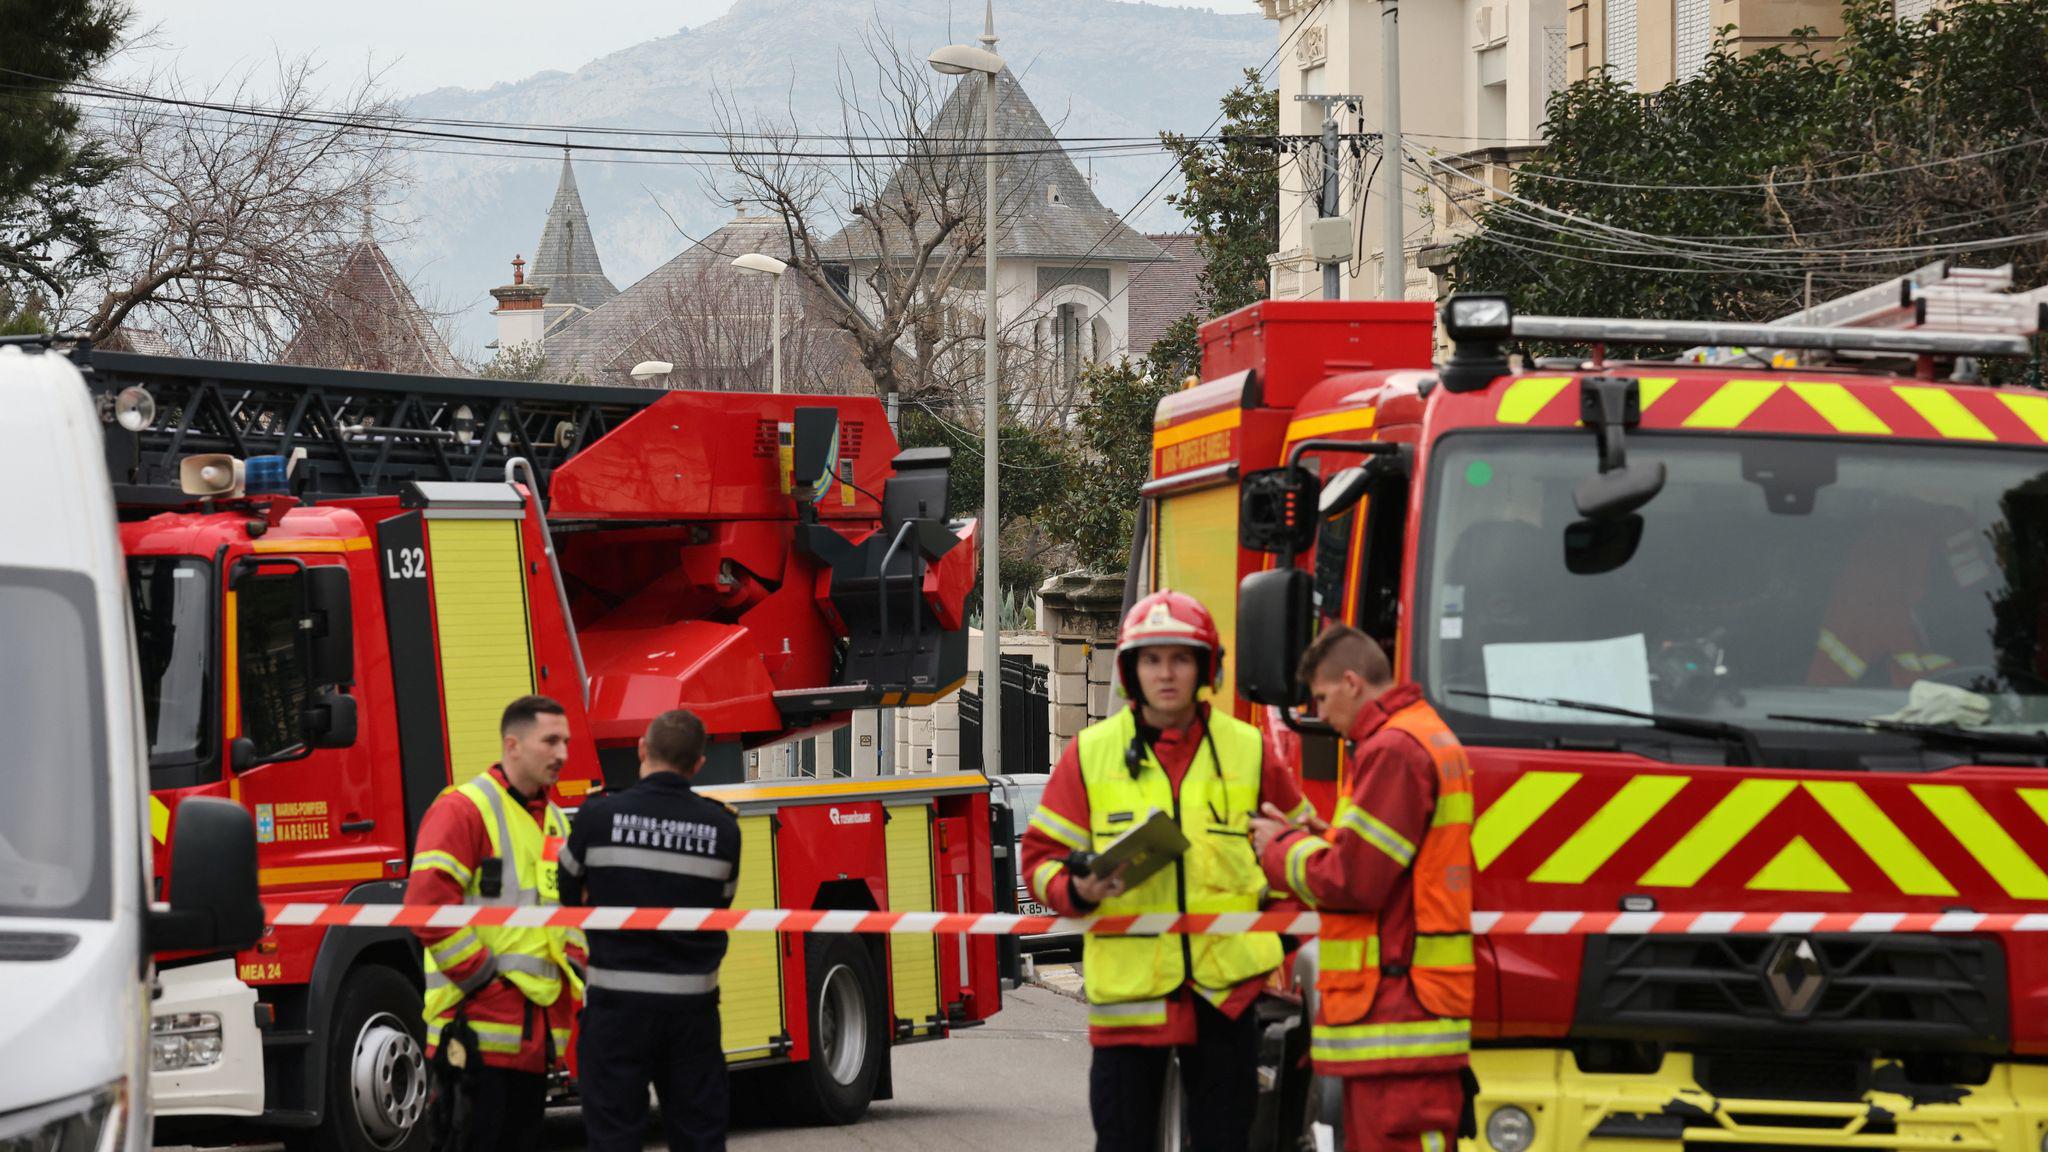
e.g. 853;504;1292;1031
1294;93;1361;301
1380;0;1405;301
1321;107;1341;301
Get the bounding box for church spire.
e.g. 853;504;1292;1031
528;149;618;321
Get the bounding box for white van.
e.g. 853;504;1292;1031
0;341;259;1149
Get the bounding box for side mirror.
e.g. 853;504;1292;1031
229;736;258;773
305;565;353;686
1575;376;1666;520
1574;465;1667;521
306;689;358;748
1236;567;1315;707
1564;515;1645;575
149;797;263;954
1239;467;1321;556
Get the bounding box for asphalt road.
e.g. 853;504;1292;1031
158;984;1094;1151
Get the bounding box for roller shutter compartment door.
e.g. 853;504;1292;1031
426;519;535;784
722;813;785;1061
886;803;941;1037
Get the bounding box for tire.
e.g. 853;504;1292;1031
784;934;885;1125
288;966;431;1152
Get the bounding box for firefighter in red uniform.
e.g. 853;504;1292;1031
1019;589;1313;1152
407;695;587;1152
1251;626;1473;1152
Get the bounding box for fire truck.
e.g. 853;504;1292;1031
71;346;999;1150
1138;270;2048;1150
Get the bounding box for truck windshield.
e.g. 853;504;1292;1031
0;568;110;919
129;557;213;768
1417;432;2048;753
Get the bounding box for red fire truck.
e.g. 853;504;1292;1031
77;347;999;1151
1139;282;2048;1150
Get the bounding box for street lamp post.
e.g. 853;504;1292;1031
731;252;788;394
931;3;1004;777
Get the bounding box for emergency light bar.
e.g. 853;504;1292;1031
1510;315;2032;359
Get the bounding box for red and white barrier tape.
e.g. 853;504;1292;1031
265;904;2048;937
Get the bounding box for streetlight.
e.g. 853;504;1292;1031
930;2;1003;778
731;252;788;394
629;360;673;383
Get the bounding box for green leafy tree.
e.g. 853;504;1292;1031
1161;69;1280;318
1;0;129;304
897;405;1073;599
1044;358;1177;574
1451;0;2048;323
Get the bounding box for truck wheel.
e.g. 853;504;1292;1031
293;966;431;1152
786;935;884;1125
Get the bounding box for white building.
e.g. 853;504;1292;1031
819;69;1166;391
1264;0;1569;303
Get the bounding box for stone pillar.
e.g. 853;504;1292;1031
1037;570;1130;759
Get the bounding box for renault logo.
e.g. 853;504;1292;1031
1763;937;1826;1019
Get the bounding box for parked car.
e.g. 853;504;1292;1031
987;773;1080;960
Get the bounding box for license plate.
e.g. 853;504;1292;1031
1018;900;1053;917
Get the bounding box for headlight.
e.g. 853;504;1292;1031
151;1010;225;1071
0;1082;125;1152
1486;1104;1535;1152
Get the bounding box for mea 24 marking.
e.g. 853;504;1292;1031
384;546;426;580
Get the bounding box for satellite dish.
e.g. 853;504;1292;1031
115;386;157;433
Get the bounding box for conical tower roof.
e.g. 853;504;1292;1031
281;235;461;375
529;151;618;324
823;68;1164;265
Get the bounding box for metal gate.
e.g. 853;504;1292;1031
959;653;1051;776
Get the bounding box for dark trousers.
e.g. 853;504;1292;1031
579;996;728;1152
461;1068;546;1152
1089;996;1259;1152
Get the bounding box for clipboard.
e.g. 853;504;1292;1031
1091;810;1190;889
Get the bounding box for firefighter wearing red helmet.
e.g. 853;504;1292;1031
1020;589;1314;1151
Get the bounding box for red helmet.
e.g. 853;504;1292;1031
1117;589;1224;699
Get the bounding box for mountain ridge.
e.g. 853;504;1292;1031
384;0;1270;354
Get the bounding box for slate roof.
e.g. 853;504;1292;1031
1126;232;1206;357
542;215;878;392
529;153;619;331
821;69;1164;265
280;237;462;376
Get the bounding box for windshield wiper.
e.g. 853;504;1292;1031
1767;712;2048;755
1452;690;1764;764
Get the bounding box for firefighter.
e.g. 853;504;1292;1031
1019;589;1313;1152
558;709;741;1152
406;694;587;1152
1250;626;1473;1152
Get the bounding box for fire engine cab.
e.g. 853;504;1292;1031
74;347;998;1151
1139;268;2048;1151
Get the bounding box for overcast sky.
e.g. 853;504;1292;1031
119;0;1251;97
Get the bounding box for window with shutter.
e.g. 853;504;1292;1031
1605;0;1639;89
1676;0;1711;80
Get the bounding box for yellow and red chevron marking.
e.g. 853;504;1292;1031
1475;769;2048;901
1486;374;2048;444
264;903;2048;936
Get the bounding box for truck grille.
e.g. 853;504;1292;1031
1573;934;2005;1052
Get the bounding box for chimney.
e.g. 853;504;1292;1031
490;254;549;354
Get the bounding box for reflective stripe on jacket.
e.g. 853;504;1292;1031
421;773;584;1033
1076;707;1283;1023
1309;698;1473;1077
